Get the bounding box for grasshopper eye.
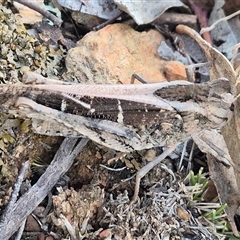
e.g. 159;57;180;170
221;93;235;106
16;97;35;110
18;104;32;110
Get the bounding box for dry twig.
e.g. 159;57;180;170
0;137;88;240
14;0;63;27
0;161;29;237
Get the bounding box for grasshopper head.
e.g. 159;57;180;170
208;78;235;128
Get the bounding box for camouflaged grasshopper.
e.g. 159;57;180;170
0;70;235;202
0;24;237;203
0;73;234;153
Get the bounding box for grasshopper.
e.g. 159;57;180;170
0;25;237;203
0;71;234;203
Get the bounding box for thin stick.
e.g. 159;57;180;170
14;0;63;27
0;161;29;229
14;218;27;240
99;164;126;171
200;10;240;35
187;141;195;172
178;137;191;171
130;144;178;205
93;11;123;31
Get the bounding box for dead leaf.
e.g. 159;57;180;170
208;0;238;59
115;0;185;24
56;0;121;19
207;154;240;236
176;24;240;236
176;24;236;83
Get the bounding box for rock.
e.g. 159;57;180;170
65;23;186;84
164;61;187;80
25;215;41;232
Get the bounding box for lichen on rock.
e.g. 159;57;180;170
0;4;66;82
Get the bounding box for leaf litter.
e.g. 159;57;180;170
1;0;240;239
